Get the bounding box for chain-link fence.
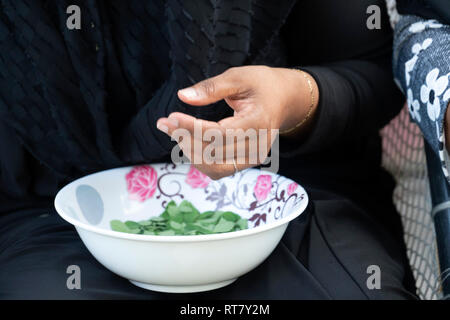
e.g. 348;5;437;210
381;106;443;299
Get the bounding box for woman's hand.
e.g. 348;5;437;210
156;65;319;180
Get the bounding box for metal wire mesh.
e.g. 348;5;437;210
381;106;442;299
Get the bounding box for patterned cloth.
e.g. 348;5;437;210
393;15;450;181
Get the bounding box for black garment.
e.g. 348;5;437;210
0;0;416;299
0;188;417;300
397;0;450;24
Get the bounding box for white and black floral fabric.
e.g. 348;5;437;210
394;15;450;181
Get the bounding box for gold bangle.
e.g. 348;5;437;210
279;69;316;136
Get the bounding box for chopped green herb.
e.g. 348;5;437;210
110;201;248;236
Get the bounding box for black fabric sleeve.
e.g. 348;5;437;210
280;0;404;157
397;0;450;24
119;81;179;163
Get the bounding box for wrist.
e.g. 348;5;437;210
278;68;319;135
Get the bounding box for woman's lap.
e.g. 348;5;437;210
0;198;418;300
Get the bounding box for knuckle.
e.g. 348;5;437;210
199;79;216;97
224;67;242;82
226;67;239;76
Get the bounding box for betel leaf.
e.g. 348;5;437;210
158;229;176;236
125;221;141;229
198;222;216;233
110;200;249;236
178;200;198;214
198;211;223;225
183;211;199;223
213;217;236;233
167;204;183;223
222;211;240;222
236;218;248;230
186;223;213;234
128;228;142;234
150;216;166;222
110;220;131;233
169;220;184;231
179;200;200;223
198;211;215;219
161;201;176;220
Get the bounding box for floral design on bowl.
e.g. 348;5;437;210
126;165;158;202
185;165;211;189
122;164;306;229
287;182;298;196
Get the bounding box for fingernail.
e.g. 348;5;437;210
167;117;179;128
157;122;169;134
179;88;198;99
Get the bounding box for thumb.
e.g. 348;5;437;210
178;69;240;106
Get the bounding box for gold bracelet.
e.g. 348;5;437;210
279;69;316;136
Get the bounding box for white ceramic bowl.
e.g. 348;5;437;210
54;163;308;293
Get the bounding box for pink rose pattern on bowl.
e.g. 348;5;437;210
185;165;211;189
253;175;272;202
287;182;298;196
124;164;305;229
126;165;158;202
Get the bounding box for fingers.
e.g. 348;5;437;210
177;68;240;106
157;111;271;160
156;113;259;179
194;161;251;181
157;112;223;138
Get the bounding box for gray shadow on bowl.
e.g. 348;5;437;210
76;185;104;225
66;206;78;219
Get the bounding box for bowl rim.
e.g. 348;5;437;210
54;164;309;243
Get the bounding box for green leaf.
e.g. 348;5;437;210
150;216;166;222
199;211;223;225
187;223;213;235
183;211;200;223
128;228;141;234
178;200;194;212
167;204;179;216
110;220;131;233
169;220;184;231
166;200;177;208
158;229;176;236
236;218;248;230
161;210;169;220
179;201;200;223
199;211;215;219
111;201;248;236
222;211;240;222
161;201;176;220
213;217;235;233
125;221;141;229
167;204;183;223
